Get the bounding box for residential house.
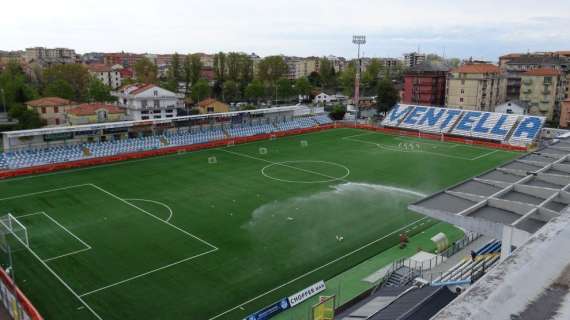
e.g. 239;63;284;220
26;97;76;126
66;103;126;125
196;98;229;114
87;64;122;89
313;93;348;105
519;68;564;121
494;100;528;115
402;62;449;106
115;84;182;121
445;64;506;111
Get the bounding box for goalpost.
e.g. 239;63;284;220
0;214;29;249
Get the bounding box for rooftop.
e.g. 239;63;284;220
67;103;124;116
26;97;75;107
522;68;561;77
451;64;501;74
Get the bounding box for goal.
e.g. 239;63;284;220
0;214;29;249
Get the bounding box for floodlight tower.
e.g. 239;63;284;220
352;35;366;114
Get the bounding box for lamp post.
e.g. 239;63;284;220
352;35;366;122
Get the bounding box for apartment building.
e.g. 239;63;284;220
402;62;449;106
501;53;570;100
403;52;426;68
87;64;122;89
519;68;564;121
104;52;143;68
24;47;76;67
445;64;506;111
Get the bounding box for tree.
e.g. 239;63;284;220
213;52;227;99
361;58;382;95
294;77;312;101
308;71;321;88
276;79;294;101
133;57;158;84
245;80;265;104
8;104;45;129
44;79;75;100
338;62;357;97
226;52;241;82
376;77;399;115
0;61;39;111
329;104;346;120
319;57;336;90
257;56;288;85
43;64;90;101
191;79;210;102
169;53;182;83
223;80;239;102
183;54;203;96
87;78;116;102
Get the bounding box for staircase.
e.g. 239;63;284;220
383;266;421;287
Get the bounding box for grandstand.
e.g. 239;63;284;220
1;102;567;320
0;106;332;172
381;104;545;147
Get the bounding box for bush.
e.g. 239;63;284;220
329;104;346;120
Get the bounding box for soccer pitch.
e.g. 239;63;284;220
0;128;520;320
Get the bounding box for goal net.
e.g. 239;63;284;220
0;214;29;249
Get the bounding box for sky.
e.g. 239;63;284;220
2;0;569;61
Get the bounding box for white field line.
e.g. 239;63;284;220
40;211;92;249
43;247;92;262
470;149;500;160
4;220;104;320
343;136;498;161
0;128;338;184
219;148;350;182
79;248;217;297
0;184;91;201
124;198;174;222
89;184;218;251
4;183;218;308
14;211;44;218
207;217;429;320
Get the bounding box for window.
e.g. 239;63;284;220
460;89;465;94
41;107;46;114
54;106;59;113
142;116;149;120
141;100;148;107
207;107;214;113
55;118;60;125
544;77;552;85
153;90;158;96
154;100;160;108
460;98;464;103
461;79;466;85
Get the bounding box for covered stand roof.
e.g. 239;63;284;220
409;137;570;249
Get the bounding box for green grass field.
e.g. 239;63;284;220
0;128;520;320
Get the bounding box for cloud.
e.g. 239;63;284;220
1;0;569;60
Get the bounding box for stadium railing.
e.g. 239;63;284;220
0;266;43;320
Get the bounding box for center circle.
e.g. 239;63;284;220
261;160;350;184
